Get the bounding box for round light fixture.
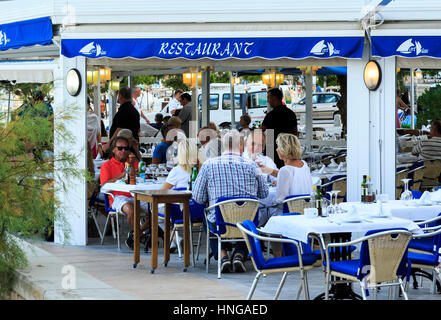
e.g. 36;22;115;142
364;60;382;91
66;68;82;96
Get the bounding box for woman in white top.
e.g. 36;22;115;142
274;133;312;203
161;138;198;190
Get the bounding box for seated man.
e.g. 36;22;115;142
193;129;269;273
100;136;149;249
413;119;441;160
150;113;164;130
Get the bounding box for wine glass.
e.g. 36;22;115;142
332;190;343;213
400;179;412;201
326;191;336;217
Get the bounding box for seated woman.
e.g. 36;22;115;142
160;138;198;252
274;133;312;203
160;138;198;190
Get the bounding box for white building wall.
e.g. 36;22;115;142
53;56;88;246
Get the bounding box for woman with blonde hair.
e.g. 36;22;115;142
161;138;199;190
274;133;312;203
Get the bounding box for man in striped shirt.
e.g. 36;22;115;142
413;119;441;161
193;129;269;273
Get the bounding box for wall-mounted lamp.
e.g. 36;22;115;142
66;68;82;97
109;80;120;91
183;71;202;88
415;68;422;80
364;60;382;91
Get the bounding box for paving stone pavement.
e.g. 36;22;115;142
30;232;441;301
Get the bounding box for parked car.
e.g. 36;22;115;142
291;92;341;122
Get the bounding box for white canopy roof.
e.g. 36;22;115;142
0;59;55;83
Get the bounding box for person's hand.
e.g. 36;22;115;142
257;162;274;175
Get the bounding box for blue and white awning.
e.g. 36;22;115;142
372;30;441;58
61;35;364;60
0;17;53;51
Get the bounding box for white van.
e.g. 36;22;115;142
145;83;268;129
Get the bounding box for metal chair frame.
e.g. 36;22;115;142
237;221;314;300
204;198;263;279
324;230;413;300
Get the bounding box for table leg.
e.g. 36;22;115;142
150;199;158;273
183;199;190;271
164;203;171;267
133;197;141;268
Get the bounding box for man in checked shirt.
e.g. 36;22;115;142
193;129;269;273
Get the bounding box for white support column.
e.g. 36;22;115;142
347;42;370;202
347;49;397;201
201;68;210;127
304;68;313;152
53;56;88;245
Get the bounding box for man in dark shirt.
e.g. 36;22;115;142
177;93;192;137
261;88;298;168
104;87;140;153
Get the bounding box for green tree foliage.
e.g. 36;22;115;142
0;101;85;298
416;85;441;129
163;74;189;91
210;72;230;83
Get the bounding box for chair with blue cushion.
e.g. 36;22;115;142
323;228;413;300
100;192;125;250
408;218;441;294
409;214;441;254
88;182;106;242
205;197;262;279
237;220;317;300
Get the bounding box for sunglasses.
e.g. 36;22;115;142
116;146;130;151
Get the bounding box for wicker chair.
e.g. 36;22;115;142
321;175;347;203
281;195;310;214
324;229;412;300
205;197;262;279
409;165;425;192
421;160;441;191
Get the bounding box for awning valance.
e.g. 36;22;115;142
0;17;53;52
61;35;364;60
371;30;441;59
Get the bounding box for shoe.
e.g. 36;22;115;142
125;231;134;250
220;256;231;273
232;253;246;273
170;241;177;254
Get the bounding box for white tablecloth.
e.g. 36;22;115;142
101;180;162;194
261;214;421;244
339;200;441;222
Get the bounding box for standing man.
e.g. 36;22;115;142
177;93;192;137
104;87;140;153
260;88;298;168
132;86;150;124
193;130;269;273
167;89;183;116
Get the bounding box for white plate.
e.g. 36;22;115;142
403;201;433;207
341;219;363;223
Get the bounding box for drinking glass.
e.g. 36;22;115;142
332;190;343;213
326;192;335;216
400;179;413;201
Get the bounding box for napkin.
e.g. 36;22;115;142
329;158;338;168
342;205;361;222
430;189;441;202
418;191;432;205
318;165;326;174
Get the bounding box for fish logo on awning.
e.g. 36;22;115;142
0;30;10;46
310;40;340;56
396;38;427;55
79;42;106;57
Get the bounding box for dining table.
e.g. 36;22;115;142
261;210;422;300
100;179;193;273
